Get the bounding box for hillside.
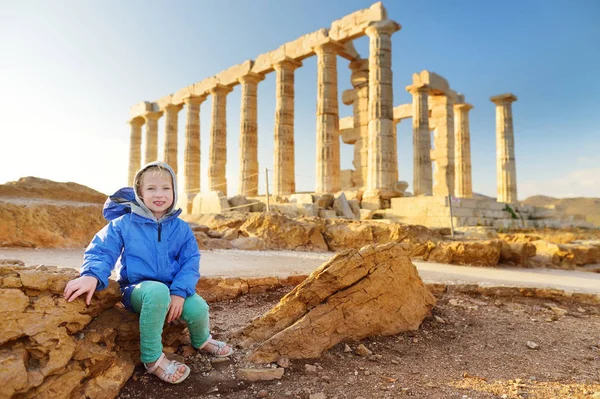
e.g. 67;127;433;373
0;176;106;203
523;195;600;226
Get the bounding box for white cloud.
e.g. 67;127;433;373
520;167;600;199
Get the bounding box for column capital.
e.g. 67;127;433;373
406;84;429;94
237;72;265;85
129;116;145;127
143;111;162;122
183;95;207;106
312;38;345;55
273;57;302;72
162;103;184;114
365;19;401;38
490;93;517;105
209;83;233;96
454;102;473;111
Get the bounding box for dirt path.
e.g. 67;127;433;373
117;288;600;399
1;247;599;294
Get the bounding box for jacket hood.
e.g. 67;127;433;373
132;161;179;221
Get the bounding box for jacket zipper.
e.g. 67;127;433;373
158;223;162;242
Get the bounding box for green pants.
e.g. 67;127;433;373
130;280;211;363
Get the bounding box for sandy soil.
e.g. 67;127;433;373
117;288;600;399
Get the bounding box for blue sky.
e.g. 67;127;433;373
1;0;599;199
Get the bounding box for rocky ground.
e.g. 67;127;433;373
118;288;600;399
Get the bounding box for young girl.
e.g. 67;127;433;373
64;161;232;384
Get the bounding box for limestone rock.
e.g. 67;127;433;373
499;241;536;267
235;242;436;363
0;265;131;399
239;213;328;251
236;367;285;381
425;240;503;267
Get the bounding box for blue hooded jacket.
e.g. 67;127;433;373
80;162;200;310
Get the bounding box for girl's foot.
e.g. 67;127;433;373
199;338;234;357
144;353;190;384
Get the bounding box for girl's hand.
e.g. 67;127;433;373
167;295;185;323
64;276;98;305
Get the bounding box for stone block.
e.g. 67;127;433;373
333;192;356;219
348;199;361;219
329;2;388;42
270;204;299;217
393;104;412;121
215;60;253;87
129;101;153;120
339;115;354;130
283;28;328;60
319;210;338;219
314;194;335;209
298;203;319;217
192;191;230;214
229;195;252;212
359;209;375;220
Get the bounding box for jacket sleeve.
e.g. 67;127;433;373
169;224;201;298
80;219;124;291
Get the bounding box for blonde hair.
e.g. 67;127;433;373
135;165;172;197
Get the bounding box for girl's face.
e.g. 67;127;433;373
139;171;173;219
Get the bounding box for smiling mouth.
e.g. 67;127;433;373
154;201;166;206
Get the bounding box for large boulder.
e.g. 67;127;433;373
235;242;436;363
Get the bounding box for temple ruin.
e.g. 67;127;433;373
126;2;555;229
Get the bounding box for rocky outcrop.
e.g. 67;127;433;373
235;242;436;363
0;263;128;398
0;201;106;248
239;214;329;252
424;240;504;267
530;240;600;269
0;264;188;399
499;241;537;267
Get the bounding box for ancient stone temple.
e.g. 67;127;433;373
126;2;520;223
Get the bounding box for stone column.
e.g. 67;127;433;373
314;41;342;193
491;93;518;203
209;84;232;196
143;111;161;165
429;94;455;197
182;95;206;212
407;84;432;196
128;118;144;186
273;58;302;196
163;103;183;173
238;73;264;197
454;102;473;198
364;19;401;199
349;59;369;190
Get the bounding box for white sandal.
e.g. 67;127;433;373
198;337;234;357
144;353;190;384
